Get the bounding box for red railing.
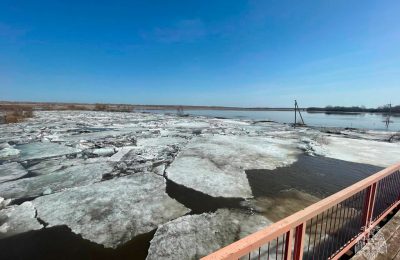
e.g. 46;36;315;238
202;162;400;260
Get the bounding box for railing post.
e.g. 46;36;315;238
284;229;293;260
361;183;377;237
293;222;306;260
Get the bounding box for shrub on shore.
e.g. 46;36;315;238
3;107;34;123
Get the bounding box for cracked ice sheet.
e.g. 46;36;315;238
33;173;189;248
0;162;27;183
166;135;300;198
0;161;113;200
146;209;274;260
310;135;400;167
0;202;43;238
137;136;188;147
17;142;80;161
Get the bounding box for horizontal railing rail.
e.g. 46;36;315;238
202;162;400;260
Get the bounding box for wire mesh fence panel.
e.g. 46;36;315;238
302;190;367;260
372;170;400;221
240;234;288;260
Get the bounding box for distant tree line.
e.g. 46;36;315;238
307;105;400;113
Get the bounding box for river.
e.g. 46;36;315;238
143;109;400;131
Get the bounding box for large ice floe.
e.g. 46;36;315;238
0;161;113;199
147;209;275;260
166;134;300;198
303;135;400;167
33;173;189;248
0;202;43;238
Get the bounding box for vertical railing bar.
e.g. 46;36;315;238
335;200;346;251
344;194;356;244
383;176;393;215
281;234;285;260
395;171;400;200
369;183;377;225
358;189;366;229
373;181;383;220
327;206;337;256
293;223;306;260
311;214;319;259
316;211;325;258
388;174;395;205
316;212;324;259
275;237;279;260
337;197;350;247
284;230;293;260
343;196;354;244
361;185;373;231
330;196;354;258
356;189;366;237
258;247;261;260
316;211;327;258
392;172;400;201
379;178;389;218
337;197;349;249
361;183;377;242
321;207;333;259
339;196;354;254
382;175;392;213
343;197;353;247
306;218;313;257
380;177;389;214
345;193;358;243
349;192;360;242
327;204;340;257
388;174;398;206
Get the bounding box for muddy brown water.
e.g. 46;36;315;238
0;154;383;259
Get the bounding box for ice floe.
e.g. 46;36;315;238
0;202;43;238
166;135;300;198
17;142;80;161
146;209;273;260
33;173;189;248
0;161;113;199
0;146;20;160
0;162;27;183
305;135;400;167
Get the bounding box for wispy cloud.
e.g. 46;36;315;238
143;19;207;43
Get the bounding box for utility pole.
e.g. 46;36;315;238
294;100;305;127
294;100;297;127
385;103;392;129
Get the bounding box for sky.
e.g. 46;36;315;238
0;0;399;107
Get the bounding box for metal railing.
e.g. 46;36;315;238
202;162;400;260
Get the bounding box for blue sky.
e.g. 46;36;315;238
0;0;399;107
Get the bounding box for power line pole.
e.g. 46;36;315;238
294;100;305;127
294;100;297;127
385;103;392;129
